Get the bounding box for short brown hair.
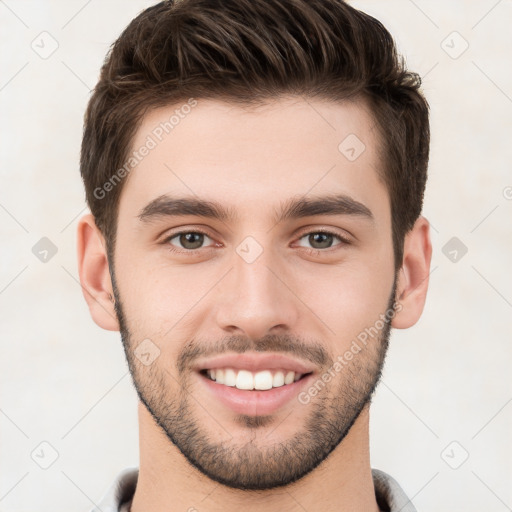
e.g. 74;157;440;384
80;0;429;271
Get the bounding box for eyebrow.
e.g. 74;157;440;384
138;193;374;225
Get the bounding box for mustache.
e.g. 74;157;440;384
177;333;331;374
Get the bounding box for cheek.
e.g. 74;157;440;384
114;254;217;341
294;260;394;346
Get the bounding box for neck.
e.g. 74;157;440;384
130;402;379;512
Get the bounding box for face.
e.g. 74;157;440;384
110;96;398;490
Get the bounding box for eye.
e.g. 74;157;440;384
165;230;215;251
296;230;349;250
162;228;350;255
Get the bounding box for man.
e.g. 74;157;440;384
77;0;432;510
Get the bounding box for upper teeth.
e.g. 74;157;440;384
206;369;302;390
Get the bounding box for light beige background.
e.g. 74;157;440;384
1;1;511;510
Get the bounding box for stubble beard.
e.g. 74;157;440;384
112;274;397;490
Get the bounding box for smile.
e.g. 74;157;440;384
201;368;308;390
194;352;317;415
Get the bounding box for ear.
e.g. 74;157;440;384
76;213;119;331
391;215;433;329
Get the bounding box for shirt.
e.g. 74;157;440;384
90;466;417;512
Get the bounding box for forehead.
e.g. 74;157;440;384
119;96;389;226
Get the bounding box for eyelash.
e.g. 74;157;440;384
162;228;351;256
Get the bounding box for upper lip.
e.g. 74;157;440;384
194;352;316;374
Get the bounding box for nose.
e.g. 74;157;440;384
214;244;299;341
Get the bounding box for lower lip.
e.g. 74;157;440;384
198;372;314;416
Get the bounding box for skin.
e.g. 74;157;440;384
77;96;432;512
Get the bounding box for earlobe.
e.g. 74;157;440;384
391;216;432;329
77;214;119;331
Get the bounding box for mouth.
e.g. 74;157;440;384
194;353;316;416
199;368;311;390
